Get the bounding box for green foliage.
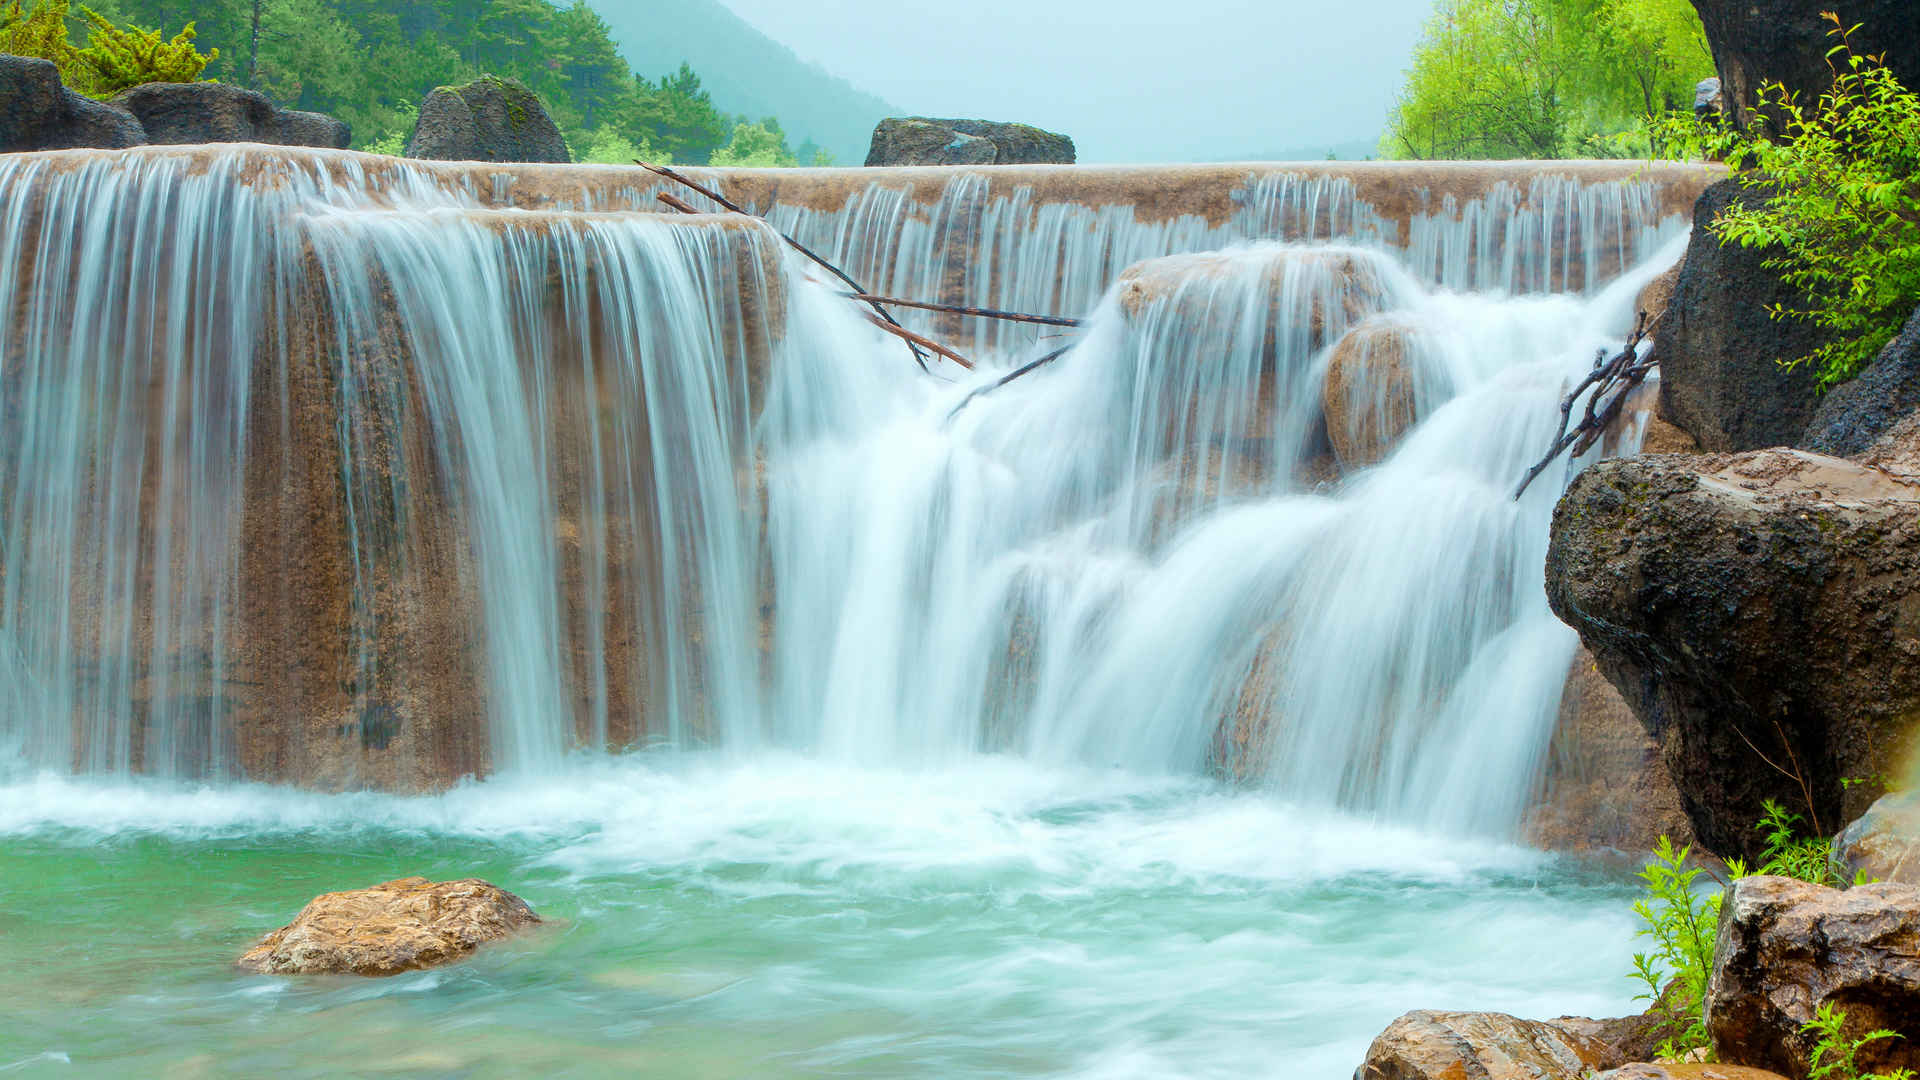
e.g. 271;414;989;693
574;124;667;166
1663;16;1920;386
0;0;214;98
1804;1002;1915;1080
708;117;797;167
1629;836;1723;1060
1754;798;1849;885
1385;0;1711;159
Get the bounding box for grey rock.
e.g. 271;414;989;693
1803;305;1920;458
0;54;145;152
112;81;349;148
1837;790;1920;886
1353;1010;1614;1080
404;77;569;164
865;117;1074;166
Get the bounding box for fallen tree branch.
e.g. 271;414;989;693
639;159;935;372
945;343;1075;423
838;293;1085;328
863;313;974;369
1513;310;1663;500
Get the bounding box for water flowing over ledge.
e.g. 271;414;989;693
0;146;1712;839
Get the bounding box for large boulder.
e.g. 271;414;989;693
865;117;1074;166
1706;875;1920;1077
1836;790;1920;886
1802;304;1920;458
1323;318;1426;469
1690;0;1920;136
1545;444;1920;858
112;81;349;148
237;876;541;975
0;54;145;152
405;76;570;164
1526;647;1696;854
1593;1066;1788;1080
1354;1011;1618;1080
1660;180;1826;452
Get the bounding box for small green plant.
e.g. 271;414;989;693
1755;798;1846;885
1804;1002;1915;1080
1655;14;1920;386
1630;836;1724;1059
0;0;214;98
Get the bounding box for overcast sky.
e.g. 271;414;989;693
713;0;1437;163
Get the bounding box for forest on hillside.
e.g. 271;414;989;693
72;0;842;164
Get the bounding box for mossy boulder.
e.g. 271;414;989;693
405;75;569;164
865;117;1073;166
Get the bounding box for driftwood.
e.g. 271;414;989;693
863;314;975;369
639;160;940;372
945;343;1075;423
839;293;1084;328
1513;311;1663;499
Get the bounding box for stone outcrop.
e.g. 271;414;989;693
865;117;1074;166
1659;180;1826;452
1803;304;1920;458
405;76;570;163
1323;319;1424;469
1690;0;1920;136
1526;647;1695;853
1706;875;1920;1077
1592;1066;1788;1080
1355;1010;1658;1080
1546;442;1920;858
0;54;145;152
111;82;350;148
1837;791;1920;886
237;877;541;975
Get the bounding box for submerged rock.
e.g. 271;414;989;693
1837;790;1920;886
865;117;1074;166
0;54;145;152
237;876;541;975
1323;318;1424;469
1659;180;1825;452
111;82;349;148
406;76;570;164
1546;441;1920;858
1354;1010;1618;1080
1706;875;1920;1077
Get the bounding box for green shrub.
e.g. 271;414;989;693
1805;1002;1915;1080
1754;798;1852;886
0;0;213;98
1630;836;1725;1059
1665;15;1920;386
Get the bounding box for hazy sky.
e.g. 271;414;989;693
713;0;1437;163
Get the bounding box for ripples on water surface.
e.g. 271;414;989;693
1;757;1637;1078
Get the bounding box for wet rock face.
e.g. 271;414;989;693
1354;1010;1617;1080
0;55;145;152
1837;791;1920;886
1691;0;1920;136
111;82;349;148
1592;1066;1788;1080
865;117;1074;166
237;877;541;975
1545;444;1920;858
1323;319;1422;469
406;76;570;164
1660;180;1825;452
1803;304;1920;458
1706;875;1920;1077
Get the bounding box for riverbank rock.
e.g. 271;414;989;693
1659;180;1826;452
1836;790;1920;886
405;76;570;164
111;82;349;148
1802;304;1920;458
1545;443;1920;858
1525;647;1695;854
237;877;541;975
1592;1066;1788;1080
1355;1011;1616;1080
1691;0;1919;136
1706;875;1920;1077
865;118;1074;166
0;54;145;152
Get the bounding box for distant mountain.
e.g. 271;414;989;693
592;0;899;165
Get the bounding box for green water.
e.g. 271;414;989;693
0;756;1640;1078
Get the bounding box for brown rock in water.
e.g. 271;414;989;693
237;877;541;976
1592;1065;1789;1080
1545;440;1920;859
1354;1010;1614;1080
1323;318;1424;469
1525;647;1694;854
1836;790;1920;887
1706;875;1920;1077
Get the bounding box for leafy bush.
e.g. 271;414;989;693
1805;1002;1915;1080
708;118;798;167
1673;15;1920;385
1754;798;1851;886
0;0;213;98
1630;836;1726;1059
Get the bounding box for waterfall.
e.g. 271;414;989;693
0;146;1693;837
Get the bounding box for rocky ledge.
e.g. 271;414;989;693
237;876;541;976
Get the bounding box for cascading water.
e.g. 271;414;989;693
0;146;1701;1077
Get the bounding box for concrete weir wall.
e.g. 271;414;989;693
0;147;1722;789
